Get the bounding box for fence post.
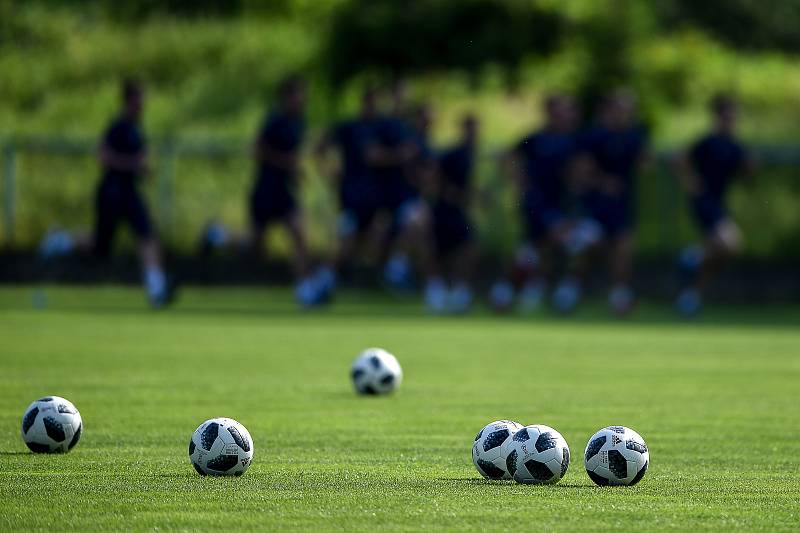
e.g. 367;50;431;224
2;142;16;246
156;139;176;241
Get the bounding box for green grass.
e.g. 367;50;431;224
1;286;799;530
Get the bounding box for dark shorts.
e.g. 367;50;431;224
339;181;379;235
583;192;633;239
433;202;472;255
249;179;297;229
93;178;153;256
521;194;564;243
691;195;727;234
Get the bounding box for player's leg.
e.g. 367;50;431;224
126;185;175;307
607;232;635;315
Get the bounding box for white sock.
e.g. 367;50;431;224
144;266;166;299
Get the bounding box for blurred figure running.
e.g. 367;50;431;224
489;94;585;313
575;89;649;316
40;79;176;307
674;94;754;317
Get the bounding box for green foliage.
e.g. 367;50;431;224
324;0;565;87
1;287;800;530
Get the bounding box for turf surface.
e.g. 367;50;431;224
1;286;799;530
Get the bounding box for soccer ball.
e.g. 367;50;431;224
189;418;254;476
351;348;403;395
508;424;570;485
472;420;523;480
21;396;82;453
584;426;649;486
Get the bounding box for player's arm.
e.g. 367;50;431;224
98;140;147;175
365;140;417;168
673;145;703;196
254;136;299;173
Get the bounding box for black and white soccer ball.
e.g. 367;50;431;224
351;348;403;395
472;420;523;480
189;418;254;477
508;424;570;485
584;426;649;486
21;396;83;453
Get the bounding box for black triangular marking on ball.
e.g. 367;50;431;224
200;422;219;450
67;423;82;450
585;436;606;462
58;404;77;414
483;429;509;452
477;459;505;480
560;447;570;477
523;459;554;482
43;416;66;442
474;429;483;442
227;426;250;452
629;461;648;486
192;462;206;476
625;440;647;454
351;369;365;381
25;441;51;453
38;397;53;402
207;454;239;472
535;432;557;452
587;469;610;486
505;450;518;477
513;428;530;442
22;407;38;434
189;439;195;456
379;374;394;386
607;449;628;479
369;355;381;369
362;385;377;395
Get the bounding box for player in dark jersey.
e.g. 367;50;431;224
575;90;648;315
489;94;582;313
313;87;382;293
427;114;479;313
675;94;754;316
367;81;429;291
249;76;320;306
39;79;175;307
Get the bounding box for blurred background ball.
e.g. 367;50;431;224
189;418;254;476
584;426;649;486
21;396;82;453
508;424;570;485
351;348;403;395
472;419;523;480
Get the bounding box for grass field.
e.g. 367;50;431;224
1;286;799;530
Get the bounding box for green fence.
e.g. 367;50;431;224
1;136;799;259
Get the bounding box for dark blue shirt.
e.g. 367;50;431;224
579;124;647;188
439;143;474;194
332;118;375;182
257;112;304;183
690;133;746;198
371;115;412;187
102;116;145;181
515;130;577;207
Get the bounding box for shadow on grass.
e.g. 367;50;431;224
0;451;34;456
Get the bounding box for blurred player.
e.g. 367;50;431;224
368;82;433;295
674;94;754;316
490;94;584;313
576;90;649;315
249;76;320;306
313;87;382;292
40;79;175;307
428;114;480;313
